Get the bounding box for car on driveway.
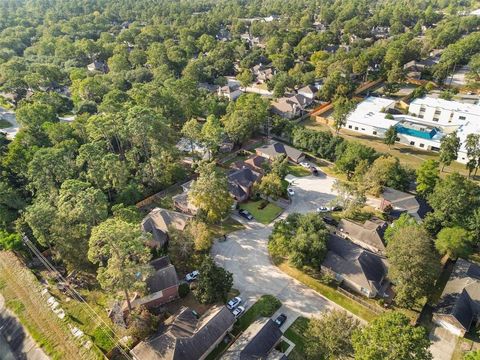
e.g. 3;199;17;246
274;313;287;327
185;270;199;282
310;166;319;175
232;305;245;318
300;161;310;168
287;188;295;196
227;296;242;310
329;205;343;212
316;206;329;213
238;209;254;220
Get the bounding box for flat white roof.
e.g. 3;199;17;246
410;96;480;116
347;96;398;129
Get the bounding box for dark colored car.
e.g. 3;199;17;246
323;216;338;226
274;313;287;327
330;205;343;212
238;209;254;220
310;166;319;175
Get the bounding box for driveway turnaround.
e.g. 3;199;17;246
212;173;359;327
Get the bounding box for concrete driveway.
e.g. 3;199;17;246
429;326;457;360
212;173;360;328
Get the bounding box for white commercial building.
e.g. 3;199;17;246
344;96;480;164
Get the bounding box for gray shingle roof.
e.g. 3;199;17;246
323;235;387;293
141;208;192;247
227;168;259;200
131;306;235;360
222;318;283;360
256;142;304;163
435;259;480;331
338;218;387;253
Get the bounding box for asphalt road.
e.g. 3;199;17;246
212;173;357;330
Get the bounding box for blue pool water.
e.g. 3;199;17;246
395;125;438;139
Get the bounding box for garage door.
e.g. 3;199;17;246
433;318;464;337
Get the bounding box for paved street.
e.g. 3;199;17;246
212;172;358;329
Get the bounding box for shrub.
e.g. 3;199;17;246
179;283;190;298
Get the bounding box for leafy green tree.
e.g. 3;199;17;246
193;256;233;304
362;155;413;196
352;312;432;360
223;93;269;144
384;213;417;243
255;172;283;200
465;350;480;360
335;142;377;180
201;115;224;157
0;230;22;251
435;227;472;259
306;311;360;360
331;180;366;218
182;118;202;156
237;69;254;88
0;180;25;229
384;126;397;149
439;131;460;172
416;160;440;198
465;133;480;177
189;162;233;223
387;225;441;308
53;180;109;269
425;173;480;232
332;97;355;134
89;218;153;311
270;154;289;178
269;213;329;269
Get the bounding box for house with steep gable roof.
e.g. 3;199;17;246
433;259;480;337
131;305;235;360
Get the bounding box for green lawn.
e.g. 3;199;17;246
301;117;471;177
232;295;281;336
239;200;283;224
210;217;245;237
286;163;311;177
284;317;310;360
0;118;12;129
277;261;379;322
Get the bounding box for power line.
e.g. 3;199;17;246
22;235;133;360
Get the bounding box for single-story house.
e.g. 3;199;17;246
87;61;108;73
297;85;317;99
129;257;179;310
256;142;305;164
227;167;261;203
172;181;198;215
131;306;235;360
218;83;243;101
322;234;389;298
380;187;431;221
141;208;192;248
433;259;480;337
337;217;387;255
221;318;285;360
271;94;313;119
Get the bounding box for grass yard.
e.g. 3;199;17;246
277;261;379;322
0;118;12;129
232;295;281;336
286;163;311;177
210;217;245;237
239;200;283;224
0;251;102;360
284;317;310;360
301;117;471;177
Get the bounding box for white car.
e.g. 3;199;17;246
227;296;242;310
316;206;329;213
232;305;245;318
287;188;295;196
300;162;310;168
185;270;199;282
